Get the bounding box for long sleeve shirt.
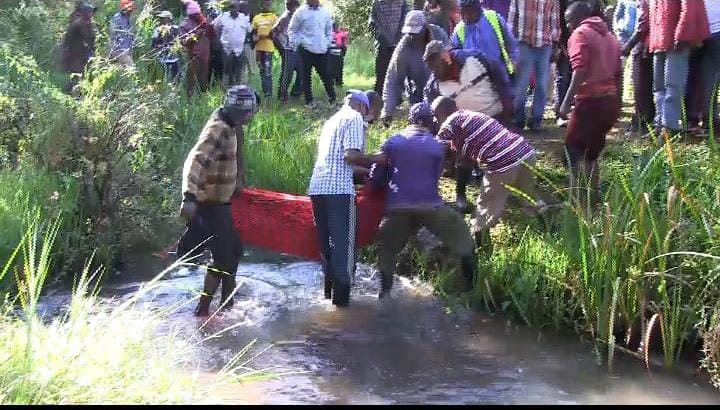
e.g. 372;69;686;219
109;12;133;54
182;110;239;204
508;0;560;47
213;12;252;56
382;24;449;119
451;12;518;76
272;9;296;50
369;0;409;48
288;4;333;54
152;25;180;63
613;0;638;44
648;0;710;53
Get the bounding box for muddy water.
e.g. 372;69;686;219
41;260;720;404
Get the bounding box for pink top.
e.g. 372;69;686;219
333;29;349;48
568;17;622;99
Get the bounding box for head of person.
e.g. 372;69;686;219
431;96;458;125
366;91;383;124
229;0;240;17
186;0;202;19
408;102;438;133
74;1;96;19
458;0;482;25
286;0;300;12
237;1;250;15
307;0;320;9
425;0;439;12
565;1;593;32
158;10;173;26
403;10;428;44
119;0;136;15
261;0;273;12
222;85;260;126
345;89;371;117
423;40;452;74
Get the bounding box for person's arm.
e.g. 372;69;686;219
367;137;395;190
180;125;221;218
288;7;301;50
435;121;457;172
381;46;407;123
368;1;379;42
342;116;387;166
325;13;333;49
613;0;626;37
499;15;519;64
559;32;588;118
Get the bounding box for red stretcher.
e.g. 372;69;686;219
230;186;386;261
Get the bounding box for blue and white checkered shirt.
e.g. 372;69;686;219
308;105;366;196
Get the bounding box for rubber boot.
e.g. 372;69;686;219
455;165;474;214
332;281;351;307
194;272;221;317
219;274;236;311
378;271;393;299
324;276;333;300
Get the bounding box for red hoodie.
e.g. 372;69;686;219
648;0;709;53
568;16;622;99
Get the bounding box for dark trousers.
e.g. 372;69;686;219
278;48;303;100
554;52;572;118
177;203;243;299
223;52;244;88
299;47;337;104
209;40;224;86
310;194;355;305
375;45;395;95
256;50;273;97
328;49;345;86
632;52;655;127
687;48;705;126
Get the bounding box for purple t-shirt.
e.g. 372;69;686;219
371;126;445;210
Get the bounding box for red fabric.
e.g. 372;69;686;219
648;0;710;53
333;30;349;48
568;17;622;98
231;186;386;261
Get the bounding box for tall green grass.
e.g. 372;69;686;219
0;214;277;404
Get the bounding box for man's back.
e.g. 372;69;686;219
381;127;445;209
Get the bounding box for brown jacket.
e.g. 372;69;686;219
62;14;95;73
182;110;243;204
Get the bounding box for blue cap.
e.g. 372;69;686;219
408;102;434;125
346;89;370;109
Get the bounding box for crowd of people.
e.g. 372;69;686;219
59;1;720;316
60;0;350;102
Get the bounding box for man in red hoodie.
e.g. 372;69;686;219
648;0;709;137
559;1;621;208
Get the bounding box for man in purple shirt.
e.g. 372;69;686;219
370;102;476;298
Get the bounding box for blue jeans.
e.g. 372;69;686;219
653;49;690;131
257;51;273;97
554;51;571;118
513;43;553;127
702;33;720;124
310;194;356;305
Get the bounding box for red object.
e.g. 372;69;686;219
648;0;709;53
333;29;349;48
231;186;386;261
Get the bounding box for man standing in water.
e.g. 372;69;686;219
308;91;386;307
178;85;259;317
371;102;477;297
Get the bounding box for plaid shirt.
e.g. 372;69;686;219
182;111;239;204
308;105;365;196
369;0;408;47
508;0;560;47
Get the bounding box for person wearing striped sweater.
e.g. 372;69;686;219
508;0;561;131
432;96;546;251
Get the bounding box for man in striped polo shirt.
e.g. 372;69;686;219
431;96;546;250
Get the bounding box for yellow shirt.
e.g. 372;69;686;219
252;12;278;52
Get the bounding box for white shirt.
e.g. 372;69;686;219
213;12;252;56
288;4;333;54
308;105;366;196
706;0;720;35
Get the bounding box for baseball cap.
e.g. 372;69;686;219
402;10;427;34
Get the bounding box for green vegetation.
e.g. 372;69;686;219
1;0;720;400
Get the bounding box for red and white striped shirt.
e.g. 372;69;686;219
508;0;560;47
437;110;535;174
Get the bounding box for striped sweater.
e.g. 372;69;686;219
182;110;240;204
437;110;534;173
